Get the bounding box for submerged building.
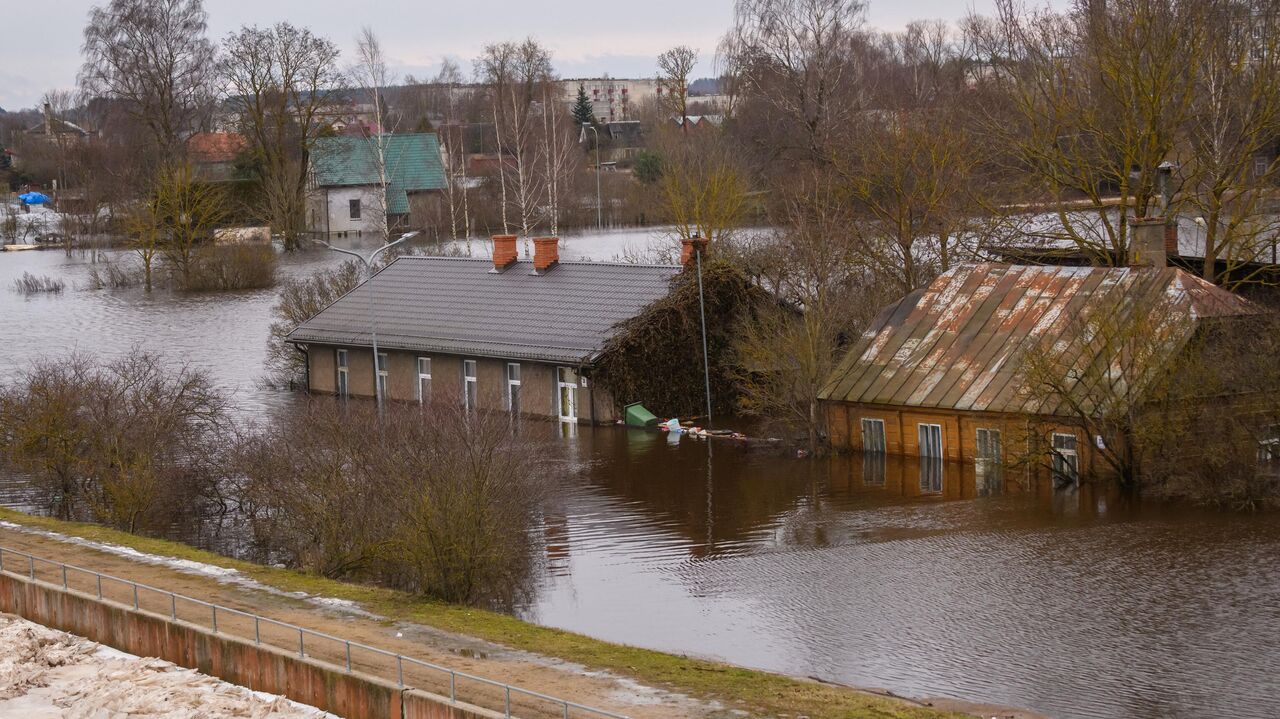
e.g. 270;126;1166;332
288;236;690;423
819;258;1256;480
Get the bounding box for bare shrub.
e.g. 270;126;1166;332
233;400;548;607
0;351;229;530
180;244;278;292
11;272;65;294
85;262;142;290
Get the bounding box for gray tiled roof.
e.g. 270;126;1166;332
288;256;681;364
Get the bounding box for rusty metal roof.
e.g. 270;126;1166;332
818;264;1256;415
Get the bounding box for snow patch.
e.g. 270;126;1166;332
0;520;384;621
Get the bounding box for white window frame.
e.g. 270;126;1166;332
463;360;478;412
336;348;349;398
918;423;943;458
376;352;389;400
861;418;886;453
416;357;432;404
506;363;522;415
976;428;1002;463
976;427;1004;495
1052;432;1080;483
557;366;579;423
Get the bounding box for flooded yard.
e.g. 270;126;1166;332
2;234;1279;719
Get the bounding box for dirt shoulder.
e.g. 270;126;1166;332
0;509;981;719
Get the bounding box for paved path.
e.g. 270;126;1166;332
0;524;724;719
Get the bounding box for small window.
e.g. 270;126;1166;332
376;352;388;400
861;418;886;453
463;360;478;412
1052;432;1080;483
336;349;349;398
417;357;432;404
976;428;1004;495
349;198;361;220
507;363;522;416
918;423;943;458
557;366;578;423
1255;156;1270;178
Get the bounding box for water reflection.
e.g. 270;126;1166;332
3;246;1280;719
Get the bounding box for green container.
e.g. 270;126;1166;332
624;402;659;427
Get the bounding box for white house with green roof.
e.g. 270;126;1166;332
307;133;447;236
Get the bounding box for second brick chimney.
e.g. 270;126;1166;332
492;235;517;272
680;236;709;267
533;237;560;273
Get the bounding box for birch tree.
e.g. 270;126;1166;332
657;46;698;131
350;26;399;244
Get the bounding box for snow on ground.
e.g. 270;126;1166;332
0;612;338;718
0;520;383;620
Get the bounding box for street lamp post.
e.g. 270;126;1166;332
316;231;419;410
580;123;603;230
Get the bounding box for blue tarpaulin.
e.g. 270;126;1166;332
18;192;51;205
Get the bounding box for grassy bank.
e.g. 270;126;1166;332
0;508;961;719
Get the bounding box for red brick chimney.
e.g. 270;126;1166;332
680;236;708;267
533;237;560;272
492;235;517;271
1164;220;1179;257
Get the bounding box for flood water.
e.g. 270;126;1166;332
3;234;1279;719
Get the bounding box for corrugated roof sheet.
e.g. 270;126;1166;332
819;264;1256;415
287;256;681;364
311;134;446;215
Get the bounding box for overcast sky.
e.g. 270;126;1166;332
1;1;1038;111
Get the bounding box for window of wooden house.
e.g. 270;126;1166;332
463;360;478;412
1052;432;1080;483
1258;425;1280;463
918;423;943;458
862;451;886;487
976;428;1004;495
349;199;361;220
417;357;431;404
861;418;886;453
336;349;349;398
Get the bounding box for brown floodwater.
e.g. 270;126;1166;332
2;240;1279;719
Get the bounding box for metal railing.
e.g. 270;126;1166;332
0;545;628;719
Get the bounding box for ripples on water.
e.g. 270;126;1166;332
3;242;1279;719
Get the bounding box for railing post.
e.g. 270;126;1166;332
298;629;304;657
133;584;139;610
505;686;511;718
396;656;403;687
171;593;177;620
96;574;102;599
254;616;260;644
211;605;218;634
61;565;67;589
450;672;457;702
345;641;352;672
29;555;34;580
564;701;570;719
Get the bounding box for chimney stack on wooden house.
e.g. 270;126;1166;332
1131;218;1168;268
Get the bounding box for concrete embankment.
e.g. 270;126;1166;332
0;568;501;719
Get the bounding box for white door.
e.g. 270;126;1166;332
557;367;578;423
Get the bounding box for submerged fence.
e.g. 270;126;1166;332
0;545;629;719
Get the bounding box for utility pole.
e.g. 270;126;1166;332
580;123;603;230
317;231;419;410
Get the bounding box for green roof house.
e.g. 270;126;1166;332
308;133;447;236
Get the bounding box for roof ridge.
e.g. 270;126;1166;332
392;255;681;269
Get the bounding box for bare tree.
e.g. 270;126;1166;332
1178;0;1280;285
349;27;399;243
80;0;216;159
221;23;343;251
721;0;869;163
969;0;1209;264
656;131;748;245
657;45;698;131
